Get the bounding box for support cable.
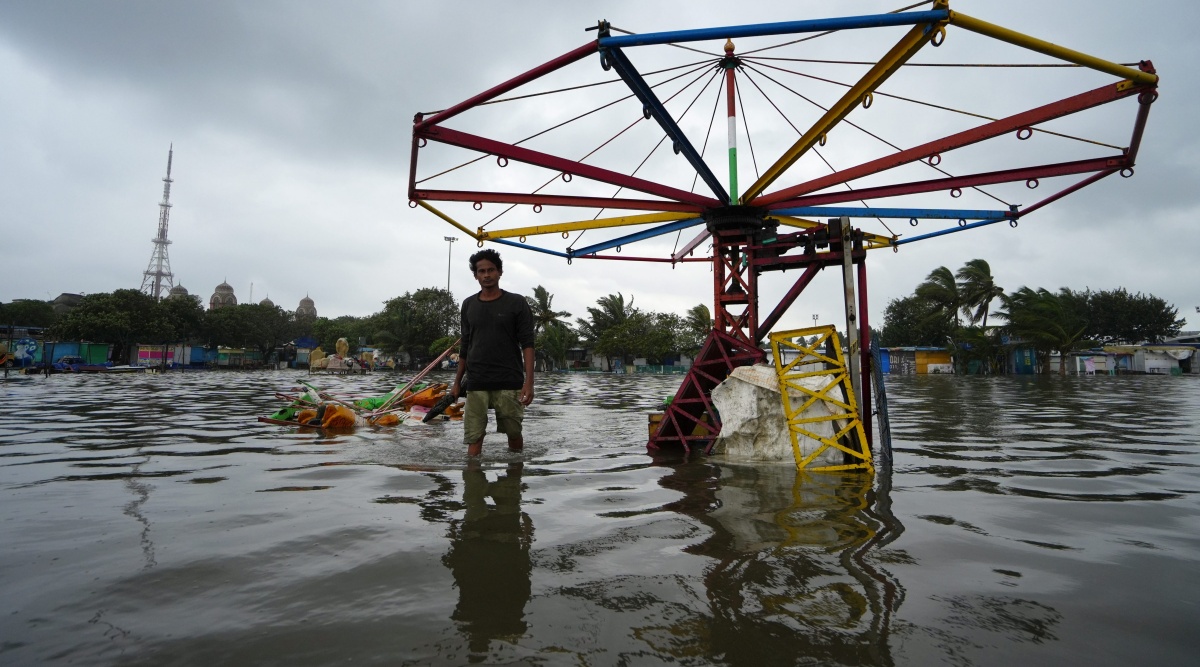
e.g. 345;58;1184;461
689;67;727;194
417;59;717;185
742;62;1011;206
481;64;717;231
741;68;897;236
744;57;1123;150
577;68;723;244
418;59;714;115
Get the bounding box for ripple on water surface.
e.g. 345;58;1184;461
1;370;1198;665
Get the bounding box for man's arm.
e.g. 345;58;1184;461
520;346;535;406
452;356;468;398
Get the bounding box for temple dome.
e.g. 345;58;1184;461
260;296;275;308
209;281;238;309
297;295;317;318
169;284;190;298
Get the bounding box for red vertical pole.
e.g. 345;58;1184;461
857;249;873;449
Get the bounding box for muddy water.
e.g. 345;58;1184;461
1;371;1197;666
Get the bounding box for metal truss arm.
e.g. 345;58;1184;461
948;12;1158;86
480;211;697;241
771;206;1013;221
754;80;1148;206
568;217;707;257
597;10;950;48
766;155;1129;209
415;125;720;207
414;41;598;131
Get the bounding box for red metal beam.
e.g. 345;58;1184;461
857;256;873;449
575;254;710;263
414;41;598;132
756;264;821;340
755;81;1146;206
417;126;722;208
412;189;703;213
1018;169;1117;218
765;155;1130;209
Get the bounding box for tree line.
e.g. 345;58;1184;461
3;286;714;370
879;259;1186;373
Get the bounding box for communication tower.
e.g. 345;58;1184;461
140;145;176;300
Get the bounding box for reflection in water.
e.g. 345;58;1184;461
656;462;907;663
442;461;533;654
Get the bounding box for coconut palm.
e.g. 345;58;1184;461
956;259;1004;328
525;285;571;337
915;266;961;331
995;286;1089;375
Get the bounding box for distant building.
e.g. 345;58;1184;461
52;293;83;315
259;296;275;308
297;295;317;318
209;281;237;310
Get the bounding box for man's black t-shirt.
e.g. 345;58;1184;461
460;291;535;391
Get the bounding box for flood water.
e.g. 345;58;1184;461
1;370;1197;666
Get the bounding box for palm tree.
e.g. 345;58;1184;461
915;266;961;331
576;293;636;370
526;285;571;337
995;287;1089;375
956;259;1004;328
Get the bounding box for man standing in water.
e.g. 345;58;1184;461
451;249;535;457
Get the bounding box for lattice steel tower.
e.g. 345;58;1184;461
140;145;176;300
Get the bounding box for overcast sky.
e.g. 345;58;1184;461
2;1;1196;334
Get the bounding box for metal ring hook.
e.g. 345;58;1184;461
496;156;508;167
818;134;827;147
862;92;874;109
615;245;622;253
408;200;418;208
533;204;542;213
1026;179;1039;189
928;153;941;166
909;218;918;227
1120;167;1135;178
1017;127;1033;140
473;201;483;210
562;231;569;239
561;173;572;182
1009;219;1019;228
477;239;484;247
417;137;427;148
931;26;946;47
519;235;526;243
958;218;966;227
950;187;962;198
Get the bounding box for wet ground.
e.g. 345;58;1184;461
1;370;1197;665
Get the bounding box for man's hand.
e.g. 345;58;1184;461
519;384;534;406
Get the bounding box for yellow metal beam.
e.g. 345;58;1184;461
743;16;944;203
770;216;896;248
414;200;480;240
478;211;697;240
949;12;1158;87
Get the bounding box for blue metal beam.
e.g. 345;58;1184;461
568;217;706;257
598;11;950;48
601;46;730;204
772;206;1014;220
488;238;570;258
893;218;1011;245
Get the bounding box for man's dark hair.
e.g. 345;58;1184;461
469;248;503;274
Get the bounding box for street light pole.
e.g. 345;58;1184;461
444;236;458;295
445;237;459;340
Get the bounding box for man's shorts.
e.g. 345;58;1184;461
463;389;525;444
